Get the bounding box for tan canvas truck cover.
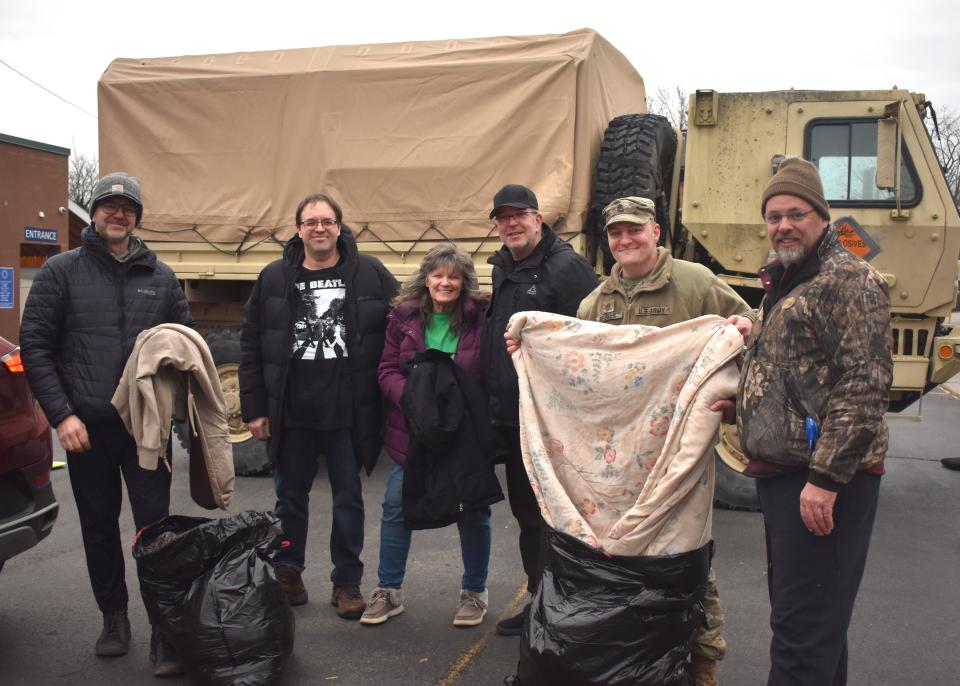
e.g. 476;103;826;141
98;29;646;252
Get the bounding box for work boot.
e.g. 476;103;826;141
150;624;184;677
689;653;720;686
360;587;404;625
331;585;366;619
94;607;131;657
276;566;308;606
941;457;960;471
453;589;488;627
495;603;529;637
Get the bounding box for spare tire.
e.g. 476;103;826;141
201;326;271;476
713;425;760;512
589;113;678;273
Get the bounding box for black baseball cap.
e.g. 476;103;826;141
490;184;538;219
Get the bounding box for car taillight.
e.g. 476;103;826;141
33;470;51;488
2;350;25;373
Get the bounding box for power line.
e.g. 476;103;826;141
0;57;97;119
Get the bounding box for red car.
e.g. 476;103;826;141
0;335;58;573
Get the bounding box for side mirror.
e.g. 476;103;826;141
876;101;900;192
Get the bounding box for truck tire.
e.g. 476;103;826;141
201;326;271;476
589;113;678;273
713;425;760;512
714;454;760;512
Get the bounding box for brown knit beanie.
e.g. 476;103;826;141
761;157;830;220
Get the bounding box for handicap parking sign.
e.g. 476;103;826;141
0;267;14;309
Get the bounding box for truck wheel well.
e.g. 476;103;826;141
174;326;271;476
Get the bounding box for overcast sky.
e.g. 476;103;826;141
2;0;957;160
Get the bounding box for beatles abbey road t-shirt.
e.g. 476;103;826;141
284;265;353;429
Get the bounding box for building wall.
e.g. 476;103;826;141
0;136;69;343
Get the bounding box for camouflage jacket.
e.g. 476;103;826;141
737;227;893;488
577;248;752;326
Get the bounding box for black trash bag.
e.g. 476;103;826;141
133;511;295;686
515;528;711;686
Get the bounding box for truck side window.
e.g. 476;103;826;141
808;121;919;205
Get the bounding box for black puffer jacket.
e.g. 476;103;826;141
20;226;193;427
239;227;398;473
401;349;504;529
480;224;599;426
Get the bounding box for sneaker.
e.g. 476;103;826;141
94;608;131;657
331;585;367;620
150;624;185;678
360;587;405;625
495;603;529;637
453;589;488;627
276;566;308;606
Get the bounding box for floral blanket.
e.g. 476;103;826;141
507;313;743;556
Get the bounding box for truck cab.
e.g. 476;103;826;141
667;89;960;505
682;88;960;411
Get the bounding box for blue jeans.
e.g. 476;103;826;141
272;427;364;586
377;462;491;593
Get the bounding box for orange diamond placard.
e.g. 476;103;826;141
833;216;880;261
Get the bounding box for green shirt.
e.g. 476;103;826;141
425;311;460;355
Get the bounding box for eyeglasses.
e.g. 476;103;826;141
99;201;138;217
764;209;817;226
300;219;339;230
494;209;536;224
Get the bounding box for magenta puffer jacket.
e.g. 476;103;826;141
378;297;485;465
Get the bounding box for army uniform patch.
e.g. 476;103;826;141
598;309;622;323
598;302;622;323
636;305;671;316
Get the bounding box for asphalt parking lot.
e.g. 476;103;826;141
1;386;958;686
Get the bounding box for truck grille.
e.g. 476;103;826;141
891;322;930;357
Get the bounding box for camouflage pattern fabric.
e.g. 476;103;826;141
738;227;893;485
693;567;726;660
578;249;752;328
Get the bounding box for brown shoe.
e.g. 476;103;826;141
276;566;308;606
689;653;719;686
331;585;366;620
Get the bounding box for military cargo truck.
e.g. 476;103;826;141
98;30;960;505
98;28;647;474
586;89;960;507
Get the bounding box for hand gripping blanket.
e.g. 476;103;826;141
507;312;743;557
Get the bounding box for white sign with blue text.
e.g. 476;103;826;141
24;227;59;244
0;268;14;309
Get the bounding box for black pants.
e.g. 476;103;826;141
66;420;171;614
495;426;543;594
757;469;880;686
271;427;364;586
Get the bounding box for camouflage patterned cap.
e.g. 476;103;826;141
602;196;656;231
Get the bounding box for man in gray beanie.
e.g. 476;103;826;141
737;157;893;685
20;172;193;675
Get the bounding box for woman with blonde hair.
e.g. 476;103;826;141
362;244;498;627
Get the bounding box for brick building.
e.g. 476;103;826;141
0;133;70;342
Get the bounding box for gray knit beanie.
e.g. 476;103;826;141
761;157;830;221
